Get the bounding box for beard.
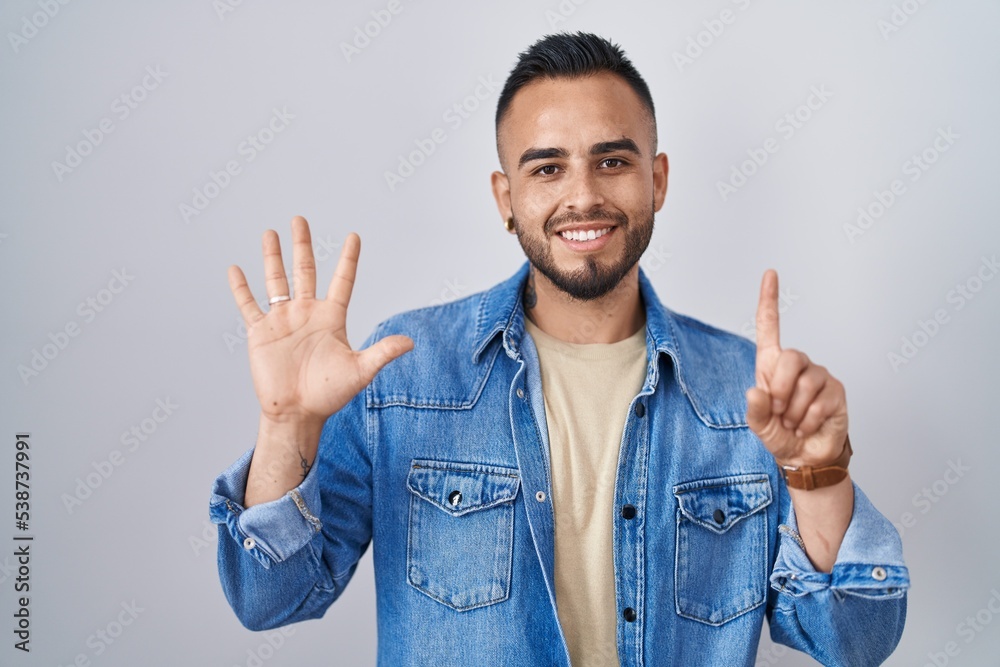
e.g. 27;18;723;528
513;201;655;301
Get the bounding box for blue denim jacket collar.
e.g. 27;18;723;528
472;259;675;362
471;259;750;429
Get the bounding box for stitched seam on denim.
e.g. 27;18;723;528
760;503;770;610
409;458;520;477
526;389;552;519
674;506;683;616
288;488;322;532
406;490;417;593
667;315;744;429
507;355;562;618
372;342;501;409
517;337;553;520
365;358;375;460
405;457;519;610
837;588;906;600
410;493;517;515
634;389;651;665
665;312;753;429
676;597;767;627
674;475;771;493
467;341;501;406
675;475;769;625
779;523;806;551
473;285;494;362
675;514;769;625
406;492;512;611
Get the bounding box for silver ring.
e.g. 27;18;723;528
268;295;291;305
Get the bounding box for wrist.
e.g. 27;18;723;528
246;414;325;508
258;411;326;441
778;434;852;491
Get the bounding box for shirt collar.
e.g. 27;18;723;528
471;259;680;366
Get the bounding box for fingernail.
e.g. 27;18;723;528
783;418;794;430
772;399;784;414
795;428;804;437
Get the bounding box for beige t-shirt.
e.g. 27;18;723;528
524;315;648;667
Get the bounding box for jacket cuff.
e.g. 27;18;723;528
209;446;323;568
770;481;909;599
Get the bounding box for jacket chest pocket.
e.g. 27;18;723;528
406;459;521;612
672;474;772;626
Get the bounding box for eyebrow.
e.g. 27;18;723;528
518;147;568;169
517;138;643;169
591;139;642;157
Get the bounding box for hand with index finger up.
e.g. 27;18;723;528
745;269;849;468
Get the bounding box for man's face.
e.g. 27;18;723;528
492;71;668;301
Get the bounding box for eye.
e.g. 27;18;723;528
600;158;626;169
534;165;559;176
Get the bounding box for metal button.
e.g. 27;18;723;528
535;491;546;502
871;566;887;581
243;537;255;550
622;504;636;520
448;490;462;507
713;509;726;524
634;402;645;418
516;388;525;399
623;607;637;622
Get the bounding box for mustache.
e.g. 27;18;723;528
545;209;628;234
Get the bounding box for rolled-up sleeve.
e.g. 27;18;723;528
209;443;324;568
767;481;909;666
207;328;377;631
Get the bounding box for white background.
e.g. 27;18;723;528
1;1;998;665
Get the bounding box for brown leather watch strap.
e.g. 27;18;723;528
780;434;853;491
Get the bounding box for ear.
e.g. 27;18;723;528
652;152;669;212
490;170;512;223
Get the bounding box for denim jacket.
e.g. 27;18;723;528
210;260;909;666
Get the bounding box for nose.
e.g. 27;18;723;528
561;165;605;214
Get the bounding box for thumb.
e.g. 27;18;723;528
356;335;414;385
745;386;773;434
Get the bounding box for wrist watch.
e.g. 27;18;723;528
779;434;852;491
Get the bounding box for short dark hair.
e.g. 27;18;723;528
495;32;657;158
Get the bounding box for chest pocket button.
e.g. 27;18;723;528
673;474;772;626
407;459;521;611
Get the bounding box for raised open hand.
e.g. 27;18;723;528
745;269;849;467
228;216;414;427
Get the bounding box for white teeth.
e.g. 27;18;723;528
559;227;612;242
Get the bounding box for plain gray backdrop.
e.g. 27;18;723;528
2;1;998;665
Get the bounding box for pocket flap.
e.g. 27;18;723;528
407;459;520;517
673;474;772;534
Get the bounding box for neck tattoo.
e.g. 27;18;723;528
523;265;538;310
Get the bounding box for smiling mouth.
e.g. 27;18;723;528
557;227;614;241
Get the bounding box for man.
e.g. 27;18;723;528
210;32;908;665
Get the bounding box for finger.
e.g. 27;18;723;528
290;216;317;299
326;232;360;310
356;335;414;385
228;264;265;326
794;381;845;438
262;229;291;302
745;386;773;434
768;349;810;415
778;364;828;431
755;269;781;353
